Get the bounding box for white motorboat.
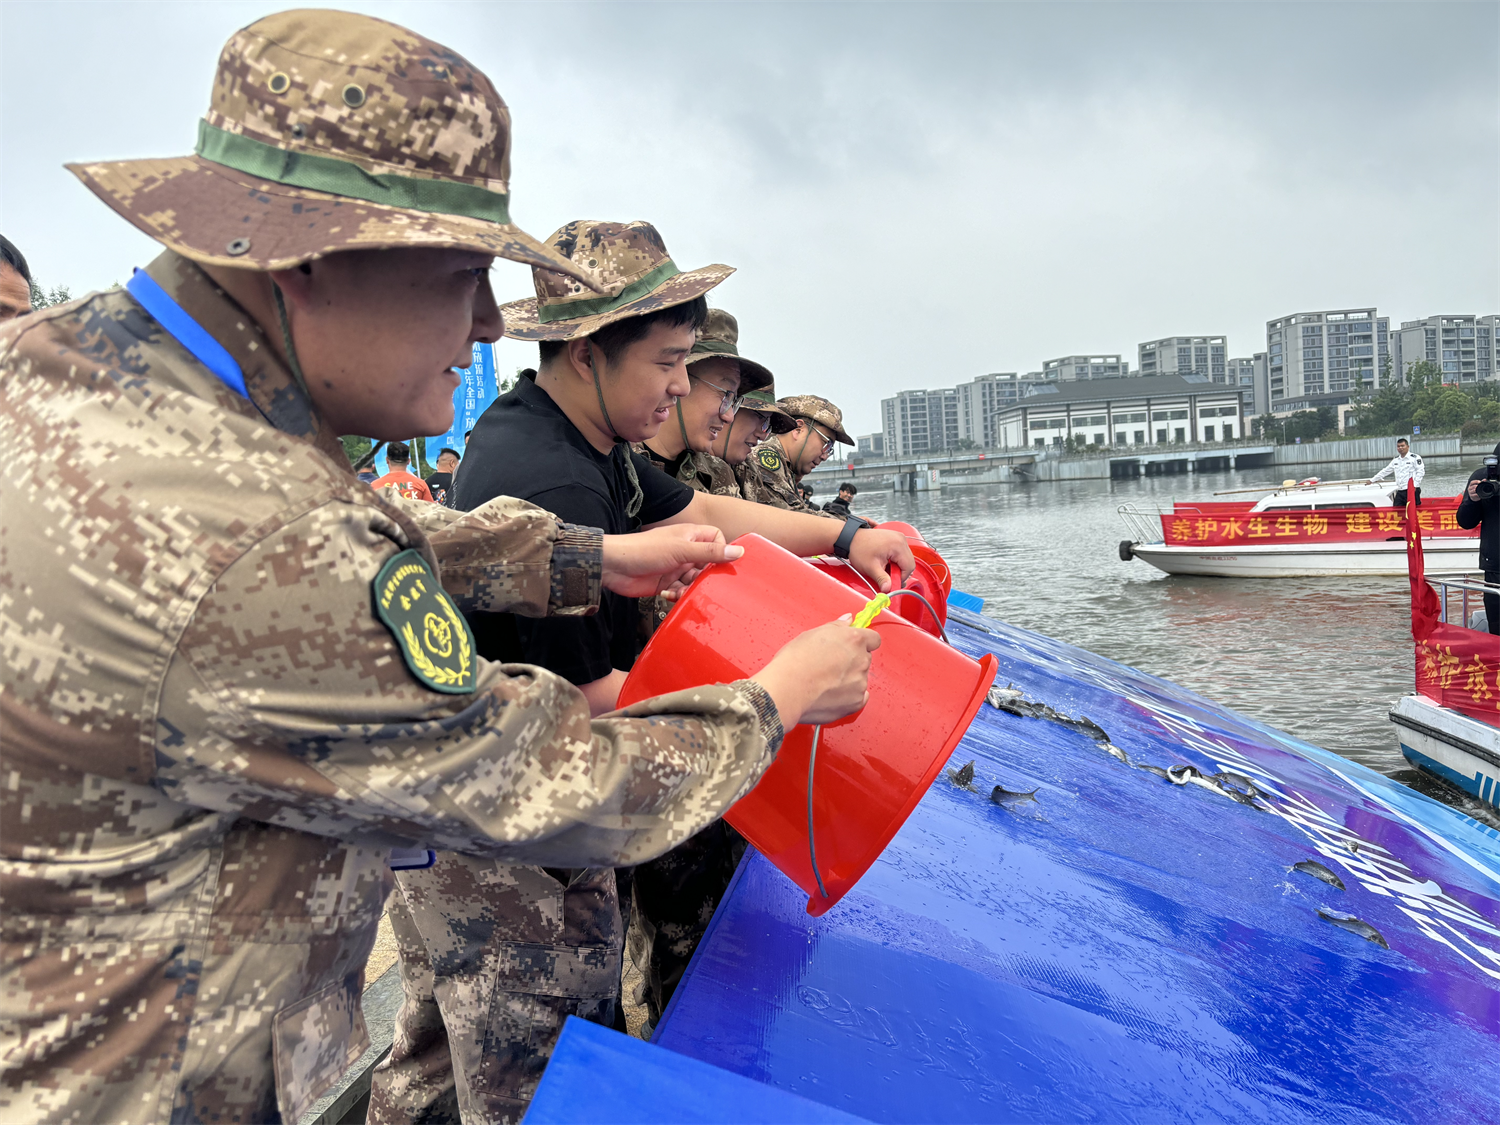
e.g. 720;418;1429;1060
1119;477;1481;577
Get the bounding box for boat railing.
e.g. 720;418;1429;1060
1435;577;1500;629
1117;502;1173;543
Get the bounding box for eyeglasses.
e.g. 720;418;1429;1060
690;372;745;418
808;423;837;455
737;410;773;439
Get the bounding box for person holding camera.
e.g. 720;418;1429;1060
1457;444;1500;634
1371;437;1424;506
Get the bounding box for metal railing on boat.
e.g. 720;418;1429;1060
1435;577;1500;630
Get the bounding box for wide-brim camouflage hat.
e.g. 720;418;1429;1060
779;394;854;446
499;220;732;341
66;10;597;286
738;388;797;434
686;308;773;394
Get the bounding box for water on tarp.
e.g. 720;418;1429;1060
840;458;1499;826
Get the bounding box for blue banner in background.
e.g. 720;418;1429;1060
435;343;498;461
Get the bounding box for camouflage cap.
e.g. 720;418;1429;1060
67;10;596;286
687;309;773;394
739;387;797;434
498;220;732;340
779;394;854;446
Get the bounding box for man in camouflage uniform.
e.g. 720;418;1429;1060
634;308;771;498
738;395;855;513
0;12;882;1124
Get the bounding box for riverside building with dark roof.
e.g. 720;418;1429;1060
991;374;1245;450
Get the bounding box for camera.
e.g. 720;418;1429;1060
1476;456;1500;501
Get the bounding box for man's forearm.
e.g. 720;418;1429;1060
661;492;843;556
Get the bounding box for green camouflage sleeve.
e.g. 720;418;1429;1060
153;500;781;867
386;492;602;617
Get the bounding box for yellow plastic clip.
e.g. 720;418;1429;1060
851;592;891;629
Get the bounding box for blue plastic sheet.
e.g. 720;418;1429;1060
655;611;1500;1124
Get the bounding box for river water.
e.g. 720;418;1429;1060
842;457;1499;826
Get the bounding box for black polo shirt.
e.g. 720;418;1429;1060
454;376;694;685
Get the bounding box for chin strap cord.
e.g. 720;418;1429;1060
271;283;313;401
587;340;643;520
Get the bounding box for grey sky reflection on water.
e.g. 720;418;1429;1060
852;464;1476;781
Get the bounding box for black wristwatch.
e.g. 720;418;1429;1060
832;516;862;559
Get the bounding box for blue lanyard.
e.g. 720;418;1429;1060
126;269;249;399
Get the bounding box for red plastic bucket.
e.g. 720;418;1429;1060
619;535;998;916
877;521;953;597
810;557;949;637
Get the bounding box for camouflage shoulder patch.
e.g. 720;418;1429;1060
374;549;477;694
756;446;782;474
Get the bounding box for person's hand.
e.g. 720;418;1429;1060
846;528;915;592
752;617;882;727
1468;480;1481;501
600;525;743;598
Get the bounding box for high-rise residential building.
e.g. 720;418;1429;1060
1225;356;1263;416
1138;336;1227;380
954;373;1023;447
1040;354;1129;380
1391;315;1497;383
881;387;960;456
1265;308;1390;405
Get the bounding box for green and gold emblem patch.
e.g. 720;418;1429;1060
756;446;782;473
374;549;476;694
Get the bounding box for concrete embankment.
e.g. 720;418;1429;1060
810;433;1493;490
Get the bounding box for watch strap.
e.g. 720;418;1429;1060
832;516;861;560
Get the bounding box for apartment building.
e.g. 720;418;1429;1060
881;387;961;456
1138;336;1227;380
991;374;1243;450
1039;354;1130;380
856;433;885;457
1391;315;1497;383
1265;308;1390;404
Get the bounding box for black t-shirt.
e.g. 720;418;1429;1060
424;471;454;506
454;377;694;685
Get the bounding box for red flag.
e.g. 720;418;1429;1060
1406;491;1442;642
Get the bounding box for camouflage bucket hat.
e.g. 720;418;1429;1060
67;10;596;285
498;220;732;340
739;387;797;434
780;394;854;446
687;308;773;395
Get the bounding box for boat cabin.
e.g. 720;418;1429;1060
1247;478;1396;512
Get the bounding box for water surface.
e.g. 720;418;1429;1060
844;459;1498;825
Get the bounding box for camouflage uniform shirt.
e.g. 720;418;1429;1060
0;252;784;1124
735;434;833;515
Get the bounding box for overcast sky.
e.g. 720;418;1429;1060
3;1;1496;437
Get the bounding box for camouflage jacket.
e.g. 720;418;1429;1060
735;435;834;515
633;443;741;498
0;253;784;1125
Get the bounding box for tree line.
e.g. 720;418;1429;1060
1252;361;1500;444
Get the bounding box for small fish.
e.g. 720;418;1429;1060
1317;908;1389;949
1291;860;1346;891
951;761;976;788
1212;771;1262;798
1136;763;1170;779
1166;765;1202;785
1102;742;1130;763
991;785;1039;806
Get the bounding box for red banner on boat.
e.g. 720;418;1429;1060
1407;490;1500;725
1163;500;1473;547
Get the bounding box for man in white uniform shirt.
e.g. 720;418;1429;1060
1371;437;1425;507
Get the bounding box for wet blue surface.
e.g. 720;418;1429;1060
654;610;1500;1124
523;1018;869;1124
